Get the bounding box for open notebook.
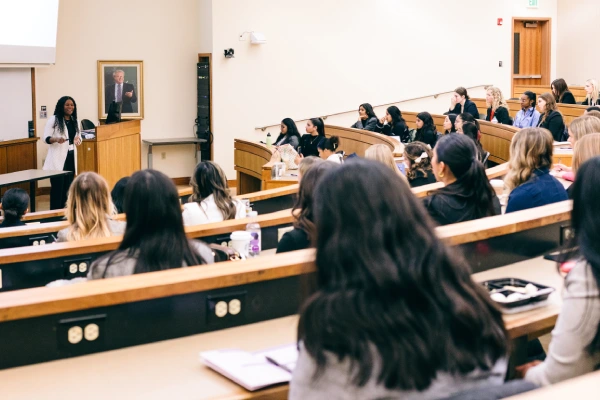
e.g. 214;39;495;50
200;343;298;391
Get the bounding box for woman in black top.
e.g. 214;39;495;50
274;118;301;150
351;103;378;131
537;92;566;141
276;162;340;253
582;79;600;106
404;142;436;188
443;114;457;134
552;78;576;104
375;106;408;141
415;112;438;147
485;87;512;125
0;188;31;249
297;118;325;160
424;134;500;226
447;87;480;120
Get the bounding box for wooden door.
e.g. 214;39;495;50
512;19;551;98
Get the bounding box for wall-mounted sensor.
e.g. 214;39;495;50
250;32;266;44
224;48;235;58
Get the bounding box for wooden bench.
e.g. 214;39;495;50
513;85;587;103
472;98;587;125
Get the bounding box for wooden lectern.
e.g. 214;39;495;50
77;120;141;188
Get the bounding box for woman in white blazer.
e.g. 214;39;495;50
182;161;246;226
43;96;82;209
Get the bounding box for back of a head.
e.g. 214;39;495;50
1;188;29;223
462;122;480;144
586;106;600;113
458;112;477;125
318;136;340;152
404;141;433;179
298;156;324;178
300;158;507;390
111;177;130;214
506;127;553;190
365;144;399;175
586;110;600;120
569;115;600;143
573;133;600;172
191;161;236;219
66;172;114;241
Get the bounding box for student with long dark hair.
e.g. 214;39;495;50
505;128;568;213
276;162;339;254
290;159;508;399
274;118;301;150
455;112;477;134
447;87;480;119
443;113;457;134
374;106;408;141
89;170;213;279
111;177;129;214
298;118;326;160
351;103;378;131
425;134;500;225
317;136;343;164
403;141;436;187
415;111;438;147
43;96;83;209
537;93;566;141
183;161;245;225
462;121;486;162
518;156;600;385
552;78;576;104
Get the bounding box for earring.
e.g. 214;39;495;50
439;172;445;178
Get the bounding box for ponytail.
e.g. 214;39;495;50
318;136;340;152
310;117;326;137
1;188;29;223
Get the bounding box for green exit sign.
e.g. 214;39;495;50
528;0;539;8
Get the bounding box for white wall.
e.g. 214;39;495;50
0;69;32;140
557;0;597;85
35;0;201;182
210;0;558;176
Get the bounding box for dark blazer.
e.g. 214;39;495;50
276;228;310;253
415;128;437;148
486;106;513;125
538;111;565;141
351;117;378;132
505;168;568;213
581;97;600;106
105;82;138;113
448;100;480;120
423;184;501;226
298;134;324;158
558;91;576;104
408;169;437;188
375;120;409;141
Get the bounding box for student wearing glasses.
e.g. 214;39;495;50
513;91;541;129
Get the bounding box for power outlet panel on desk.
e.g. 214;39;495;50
56;314;106;356
206;291;246;326
63;257;92;279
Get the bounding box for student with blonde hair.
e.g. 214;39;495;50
57;172;125;242
298;156;323;182
505;128;568;213
485;86;512;125
183;161;245;226
365;144;403;178
582;79;600;106
553;115;600;181
537;93;566;141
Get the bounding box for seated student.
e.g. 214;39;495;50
290;159;508;399
585;110;600;121
552;78;576;104
415;111;438;147
365;144;404;178
514;91;541;129
297;118;326;160
537;92;566;141
374;106;408;141
504;128;568;213
582;79;600;106
517;156;600;385
462;121;486;163
424;134;500;226
111;176;129;214
350;103;378;131
447;86;480;119
57;172;125;242
298;156;323;182
443;113;457;134
555;131;600;183
183;161;245;226
274;118;301;150
317;136;344;164
89;170;213;279
552;115;600;182
455;112;477;134
485;86;512;125
403;141;436;187
0;189;30;249
276;162;339;254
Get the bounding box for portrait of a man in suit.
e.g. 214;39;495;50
104;69;138;114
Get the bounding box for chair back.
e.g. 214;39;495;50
81;119;95;130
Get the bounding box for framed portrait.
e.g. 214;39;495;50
97;60;144;120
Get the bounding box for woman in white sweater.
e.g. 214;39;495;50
518;156;600;385
43;96;82;209
182;161;245;226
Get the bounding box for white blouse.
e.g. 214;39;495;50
182;195;246;226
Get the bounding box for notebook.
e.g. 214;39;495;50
200;343;298;391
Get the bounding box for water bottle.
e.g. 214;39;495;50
266;132;272;149
246;211;261;257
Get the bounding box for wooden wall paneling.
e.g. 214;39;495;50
5;142;36;195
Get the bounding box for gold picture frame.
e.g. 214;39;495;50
97;60;144;120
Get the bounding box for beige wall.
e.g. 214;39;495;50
35;0;201;184
210;0;557;176
557;0;597;85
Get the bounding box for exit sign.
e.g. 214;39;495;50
528;0;539;8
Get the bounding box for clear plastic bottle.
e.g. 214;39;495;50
246;211;261;257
